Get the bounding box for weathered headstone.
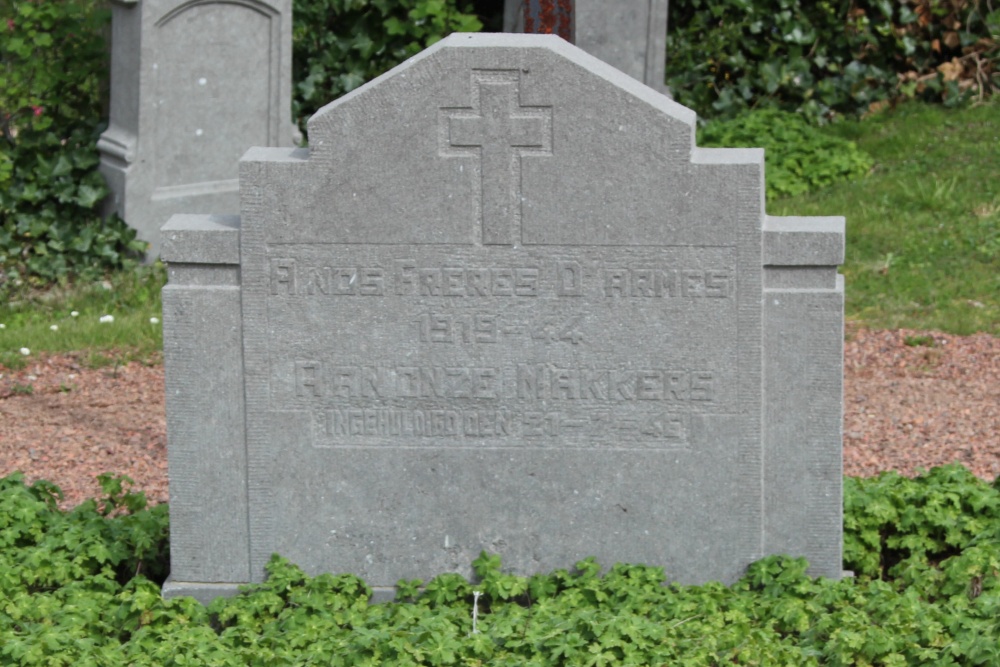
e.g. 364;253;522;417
161;33;844;605
97;0;296;258
504;0;670;94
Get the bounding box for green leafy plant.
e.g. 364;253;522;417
292;0;482;135
0;472;169;591
666;0;1000;122
698;108;874;199
1;465;999;665
844;464;1000;584
0;0;145;294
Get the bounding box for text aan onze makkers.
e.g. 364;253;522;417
295;363;715;403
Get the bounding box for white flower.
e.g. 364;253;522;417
150;317;160;324
70;311;79;317
0;323;5;329
99;314;114;324
19;347;30;356
50;324;58;331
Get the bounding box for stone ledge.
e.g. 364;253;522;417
161;214;241;266
764;216;845;267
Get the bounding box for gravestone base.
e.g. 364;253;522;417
162;578;243;606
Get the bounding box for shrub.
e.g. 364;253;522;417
292;0;482;133
0;0;144;295
697;108;874;199
666;0;1000;122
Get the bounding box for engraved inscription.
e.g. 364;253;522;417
316;409;689;445
394;260;540;296
515;365;714;402
267;245;739;449
530;316;584;345
269;257;733;300
296;363;499;399
416;313;500;344
440;70;553;245
294;361;713;404
270;259;384;296
604;268;731;298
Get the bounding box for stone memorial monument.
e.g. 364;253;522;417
97;0;296;258
504;0;670;94
161;33;844;604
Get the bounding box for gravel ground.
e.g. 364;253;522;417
1;327;997;509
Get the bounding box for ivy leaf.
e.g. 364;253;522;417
74;184;103;208
51;155;73;177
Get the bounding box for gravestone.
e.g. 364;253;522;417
160;33;844;605
97;0;296;258
504;0;670;94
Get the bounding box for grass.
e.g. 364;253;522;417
0;264;165;369
0;99;997;365
771;98;1000;335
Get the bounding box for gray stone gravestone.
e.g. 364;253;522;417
97;0;296;258
160;33;844;605
504;0;670;94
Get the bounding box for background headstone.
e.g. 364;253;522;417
97;0;296;258
161;33;843;605
504;0;670;94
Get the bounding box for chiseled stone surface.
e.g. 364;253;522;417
504;0;670;93
162;33;844;603
98;0;296;258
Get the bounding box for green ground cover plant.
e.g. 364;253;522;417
770;99;1000;335
1;465;998;665
697;108;874;199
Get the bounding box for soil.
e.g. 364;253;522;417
1;328;998;510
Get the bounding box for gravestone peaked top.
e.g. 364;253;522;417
161;33;844;605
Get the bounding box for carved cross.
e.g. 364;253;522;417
441;71;552;245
